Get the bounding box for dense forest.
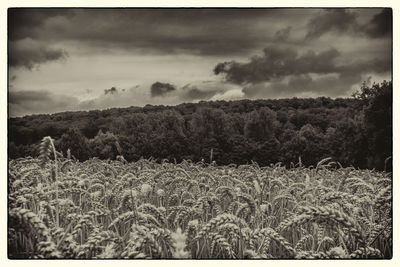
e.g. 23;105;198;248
8;81;392;171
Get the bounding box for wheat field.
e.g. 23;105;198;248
8;137;392;259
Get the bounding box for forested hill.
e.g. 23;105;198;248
9;81;392;171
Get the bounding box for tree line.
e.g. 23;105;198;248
9;81;392;171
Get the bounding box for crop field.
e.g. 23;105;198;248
8;138;392;259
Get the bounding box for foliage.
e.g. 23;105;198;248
89;130;120;160
56;128;91;161
356;81;392;171
8;85;392;170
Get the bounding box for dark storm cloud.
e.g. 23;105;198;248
8;9;74;41
214;46;340;84
8;8;392;112
9;88;135;117
305;8;392;40
150;82;176;97
179;81;243;101
104;87;118;95
362;9;392;38
273;26;292;42
216;42;391;98
9;39;68;69
9;90;79;117
338;57;391;77
241;56;390;98
243;73;365;99
305;9;359;40
9;9;72;69
8;8;391;68
8;9;294;56
181;85;220;101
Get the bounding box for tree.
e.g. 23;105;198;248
57;128;91;161
323;115;367;168
190;108;232;160
244;107;278;142
8;89;391;170
355;81;392;170
89;130;121;160
281;124;325;166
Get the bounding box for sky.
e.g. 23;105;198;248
8;8;392;117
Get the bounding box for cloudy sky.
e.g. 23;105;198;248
8;8;392;117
